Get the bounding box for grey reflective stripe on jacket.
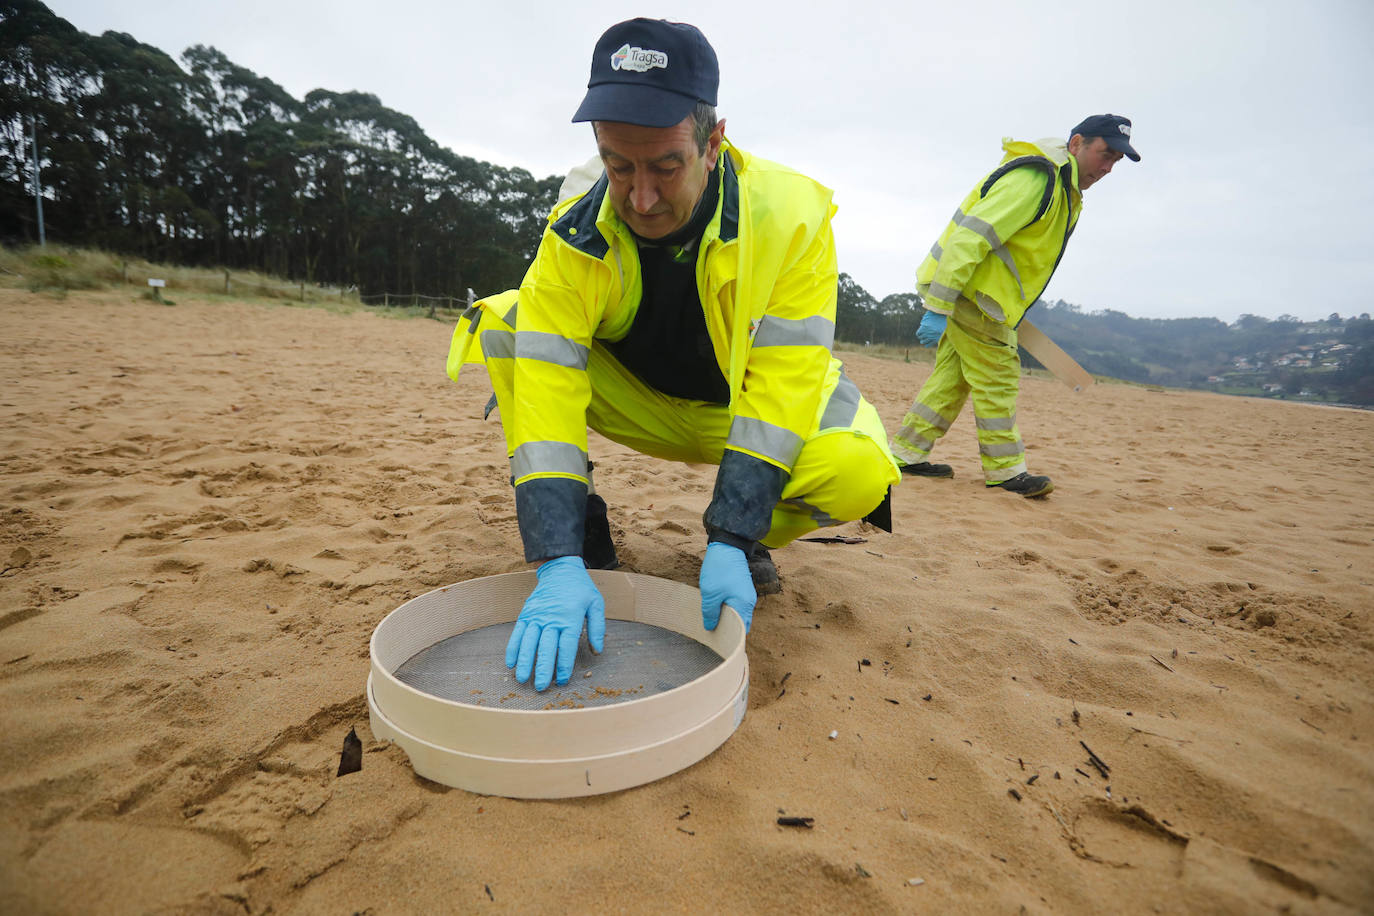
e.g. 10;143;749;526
483;326;590;371
481;328;514;360
752;314;835;349
511;440;587;480
954;206;1025;300
726;415;804;468
516;331;590;370
819;371;861;430
926;281;963;307
458;304;483;348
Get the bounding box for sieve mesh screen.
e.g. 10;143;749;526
393;619;725;710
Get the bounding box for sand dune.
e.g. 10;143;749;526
1;289;1370;914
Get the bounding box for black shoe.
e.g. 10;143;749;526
749;547;782;595
900;461;954;479
582;494;621;569
990;473;1054;498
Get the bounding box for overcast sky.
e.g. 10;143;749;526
47;0;1374;322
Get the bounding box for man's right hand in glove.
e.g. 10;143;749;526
917;311;947;347
505;556;606;691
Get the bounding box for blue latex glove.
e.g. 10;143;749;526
917;311;947;347
699;541;757;634
505;556;606;691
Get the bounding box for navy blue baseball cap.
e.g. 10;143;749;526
572;18;719;128
1070;113;1141;161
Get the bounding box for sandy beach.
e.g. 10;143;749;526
1;289;1371;914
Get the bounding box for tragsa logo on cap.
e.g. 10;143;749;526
611;43;669;73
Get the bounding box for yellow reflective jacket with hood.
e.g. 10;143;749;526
447;139;863;560
916;137;1083;335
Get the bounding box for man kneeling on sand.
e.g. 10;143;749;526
446;18;900;691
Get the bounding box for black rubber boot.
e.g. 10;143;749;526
582;494;621;569
900;461;954;478
989;472;1054;499
749;547;782;595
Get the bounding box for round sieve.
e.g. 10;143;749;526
368;569;748;798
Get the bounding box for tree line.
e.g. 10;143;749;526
4;2;1369;405
0;0;559;298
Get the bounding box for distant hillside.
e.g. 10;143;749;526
1030;301;1373;406
834;274;1374;406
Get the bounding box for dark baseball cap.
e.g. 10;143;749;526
571;18;719;128
1070;113;1141;161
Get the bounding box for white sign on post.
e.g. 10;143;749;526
148;279;166;288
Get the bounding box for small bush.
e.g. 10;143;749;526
17;249;105;292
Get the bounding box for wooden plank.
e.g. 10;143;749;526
1018;318;1095;392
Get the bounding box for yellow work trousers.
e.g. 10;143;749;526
891;316;1027;484
467;303;899;548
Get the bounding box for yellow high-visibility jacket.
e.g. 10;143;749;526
448;139;842;487
917;137;1083;331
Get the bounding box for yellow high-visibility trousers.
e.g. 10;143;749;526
454;294;900;547
891;317;1027;484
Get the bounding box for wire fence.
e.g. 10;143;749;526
357;290;477;314
215;269;478;317
125;263;364;306
117;259;478;318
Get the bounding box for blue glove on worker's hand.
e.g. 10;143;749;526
917;312;947;348
699;541;756;634
505;556;606;691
